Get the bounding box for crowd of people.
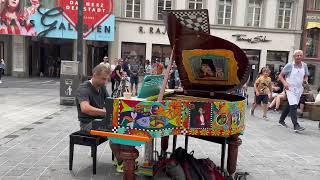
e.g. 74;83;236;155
249;50;320;132
97;56;181;97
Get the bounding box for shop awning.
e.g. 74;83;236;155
306;22;320;29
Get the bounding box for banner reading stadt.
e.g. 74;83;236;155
0;0;114;41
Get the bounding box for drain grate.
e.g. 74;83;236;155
20;127;34;131
4;135;19;139
32;122;44;124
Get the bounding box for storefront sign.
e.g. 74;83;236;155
232;34;271;43
306;13;320;29
0;0;114;41
138;26;167;35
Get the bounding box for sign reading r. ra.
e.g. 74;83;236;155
138;26;167;35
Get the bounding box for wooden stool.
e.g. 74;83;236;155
69;131;108;174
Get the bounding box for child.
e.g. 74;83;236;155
251;67;268;109
121;71;130;94
0;0;39;35
251;68;272;119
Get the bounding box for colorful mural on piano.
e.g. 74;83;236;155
111;98;246;137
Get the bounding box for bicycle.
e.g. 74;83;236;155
111;77;130;98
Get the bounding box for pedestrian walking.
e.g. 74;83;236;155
129;58;141;96
144;59;152;75
113;59;123;90
250;67;272;119
278;50;309;132
99;56;110;69
110;58;118;91
0;59;5;83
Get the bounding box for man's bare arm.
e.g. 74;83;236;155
278;72;289;90
304;75;308;83
80;101;106;117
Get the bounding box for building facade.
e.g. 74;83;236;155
109;0;305;85
301;0;320;87
1;0;306;85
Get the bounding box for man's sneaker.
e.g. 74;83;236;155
250;108;254;116
294;126;305;132
278;121;288;128
116;162;124;173
112;159;118;166
0;80;2;84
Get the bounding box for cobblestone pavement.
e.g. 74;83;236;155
0;77;320;180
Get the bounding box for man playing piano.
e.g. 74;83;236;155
76;64;111;132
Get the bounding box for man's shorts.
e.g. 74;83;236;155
130;75;139;85
80;121;93;132
256;95;269;104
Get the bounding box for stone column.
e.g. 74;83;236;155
11;36;28;77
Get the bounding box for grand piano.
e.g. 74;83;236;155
91;9;249;179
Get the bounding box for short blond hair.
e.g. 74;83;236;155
293;50;303;56
92;64;111;75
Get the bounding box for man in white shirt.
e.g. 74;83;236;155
100;56;110;69
278;50;309;132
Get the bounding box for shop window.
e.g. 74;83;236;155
125;0;141;18
307;64;316;85
152;44;172;66
277;1;293;29
242;49;261;86
247;0;263;27
218;0;233;25
158;0;172;20
305;28;319;58
188;0;203;10
121;42;146;65
266;51;289;80
308;0;320;10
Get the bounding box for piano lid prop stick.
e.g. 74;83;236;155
157;45;175;102
143;46;175;167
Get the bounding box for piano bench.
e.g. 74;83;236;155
69;131;108;174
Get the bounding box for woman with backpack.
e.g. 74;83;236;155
111;59;123;91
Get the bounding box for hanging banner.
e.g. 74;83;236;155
0;0;114;41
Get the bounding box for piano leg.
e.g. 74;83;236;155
227;135;240;177
221;138;226;171
109;142;139;180
184;136;189;151
121;147;139;180
160;136;169;158
172;135;177;152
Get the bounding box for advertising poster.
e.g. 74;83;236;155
0;0;114;41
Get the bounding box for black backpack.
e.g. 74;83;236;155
171;147;205;180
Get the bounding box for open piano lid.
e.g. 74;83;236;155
163;9;249;94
